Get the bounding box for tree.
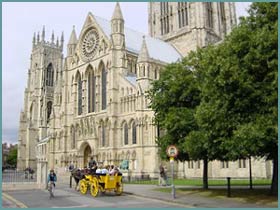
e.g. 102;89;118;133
6;147;18;167
192;2;277;195
148;2;277;194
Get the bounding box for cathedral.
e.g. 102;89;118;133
17;2;272;180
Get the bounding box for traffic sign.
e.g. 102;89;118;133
166;145;179;158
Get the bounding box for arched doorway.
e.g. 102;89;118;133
84;145;92;167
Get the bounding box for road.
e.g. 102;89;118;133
4;183;190;208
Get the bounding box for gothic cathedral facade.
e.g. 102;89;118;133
17;2;272;179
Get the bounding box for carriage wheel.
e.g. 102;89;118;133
115;182;123;195
79;179;88;194
90;178;99;197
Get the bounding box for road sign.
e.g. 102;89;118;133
166;145;179;158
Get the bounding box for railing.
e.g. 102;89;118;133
2;169;37;183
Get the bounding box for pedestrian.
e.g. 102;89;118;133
159;165;166;186
88;157;97;169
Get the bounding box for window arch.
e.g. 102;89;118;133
132;122;137;144
71;126;76;149
178;2;188;28
46;63;54;86
101;64;107;110
87;67;96;113
101;123;106;147
206;2;213;28
77;73;82;115
47;101;52;123
160;2;170;35
123;122;128;145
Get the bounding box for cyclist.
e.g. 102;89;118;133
47;169;57;198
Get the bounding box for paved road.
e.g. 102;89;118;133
4;184;190;208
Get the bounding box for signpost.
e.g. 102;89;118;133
166;145;179;199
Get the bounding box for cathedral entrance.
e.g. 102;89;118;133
84;145;92;168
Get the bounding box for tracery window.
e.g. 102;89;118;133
206;2;213;28
46;63;54;86
124;123;128;145
101;66;107;110
178;2;188;28
88;69;96;113
160;2;170;35
77;73;83;115
47;101;52;123
132;122;137;144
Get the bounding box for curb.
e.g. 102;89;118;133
2;192;28;208
123;191;194;208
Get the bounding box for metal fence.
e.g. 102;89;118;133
2;169;37;183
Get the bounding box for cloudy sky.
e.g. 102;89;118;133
2;2;251;144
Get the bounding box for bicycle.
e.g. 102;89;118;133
48;181;55;199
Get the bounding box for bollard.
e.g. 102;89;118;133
70;175;72;188
227;177;231;197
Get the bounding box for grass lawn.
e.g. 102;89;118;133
154;187;278;207
126;178;272;186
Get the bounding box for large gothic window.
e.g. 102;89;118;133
178;2;188;28
132;122;137;144
160;2;170;35
101;65;107;110
46;63;54;86
47;101;52;123
101;123;106;147
124;123;128;145
220;2;226;33
77;73;83;115
206;2;213;28
71;126;76;149
88;68;96;113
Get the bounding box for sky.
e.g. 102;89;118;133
2;2;251;145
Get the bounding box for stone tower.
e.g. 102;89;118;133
17;27;63;170
148;2;237;56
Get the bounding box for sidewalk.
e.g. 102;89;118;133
123;184;273;208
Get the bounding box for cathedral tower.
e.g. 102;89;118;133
17;28;63;170
148;2;237;56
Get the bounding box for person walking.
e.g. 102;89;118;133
159;165;166;186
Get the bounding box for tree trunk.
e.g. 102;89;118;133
270;157;278;195
203;158;208;189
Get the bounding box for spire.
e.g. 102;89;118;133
60;32;64;48
51;31;55;44
111;2;123;20
33;32;36;46
68;26;77;45
42;25;45;42
56;37;59;47
138;36;150;62
37;32;40;43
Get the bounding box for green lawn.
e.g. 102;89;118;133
154;187;277;207
125;178;272;186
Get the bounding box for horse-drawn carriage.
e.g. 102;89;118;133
71;169;123;197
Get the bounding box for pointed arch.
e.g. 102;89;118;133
122;121;128;145
76;71;83;115
46;101;52;123
86;65;96;113
46;63;54;86
99;61;107;110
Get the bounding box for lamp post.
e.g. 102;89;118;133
166;145;178;199
170;157;175;199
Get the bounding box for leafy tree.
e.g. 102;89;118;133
192;2;277;194
6;147;17;167
148;61;200;160
148;2;277;194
